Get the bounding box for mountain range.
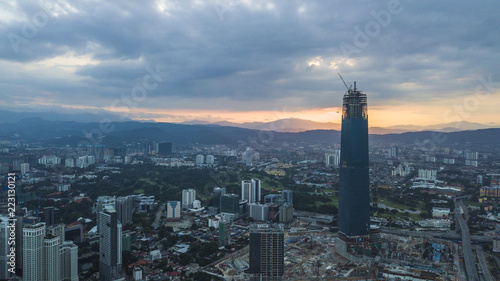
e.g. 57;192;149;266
1;116;499;147
1;110;497;134
179;118;499;134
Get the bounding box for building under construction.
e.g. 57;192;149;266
247;224;285;281
336;78;371;255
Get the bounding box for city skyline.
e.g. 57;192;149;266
0;1;499;127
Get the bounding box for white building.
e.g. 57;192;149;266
21;163;30;175
182;189;196;209
418;169;437;180
133;267;143;281
193;200;202;209
43;235;61;281
65;158;75;168
241;179;261;204
206;155;215;164
0;215;10;280
23;222;46;281
60;241;79;281
432;207;450;219
150;250;162;261
249;203;269;221
195;155;204;165
166;201;181;220
325;150;340;167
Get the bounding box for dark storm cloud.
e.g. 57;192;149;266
0;0;498;112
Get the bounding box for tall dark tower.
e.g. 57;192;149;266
338;81;370;248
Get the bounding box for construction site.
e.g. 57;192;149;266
207;229;458;280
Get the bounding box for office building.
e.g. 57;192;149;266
212;187;226;208
166;201;181;221
337;81;370;247
0;215;11;280
218;221;231;246
97;196;116;233
220;194;240;215
60;241;78;281
43;235;61;281
182;189;196;209
43;206;60;226
116;196;133;225
247;224;284;280
281;190;293;204
156;142;172;156
99;205;123;281
23;222;46;281
242;179;261;204
249;203;269;222
279;203;293;224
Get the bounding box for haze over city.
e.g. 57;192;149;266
1;0;499;127
2;1;500;281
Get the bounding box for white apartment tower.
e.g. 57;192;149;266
0;215;10;280
60;241;79;281
43;235;61;281
23;222;46;281
241;179;261;204
182;189;196;208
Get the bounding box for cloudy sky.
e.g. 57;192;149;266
1;0;499;127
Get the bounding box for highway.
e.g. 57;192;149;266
455;198;479;281
476;246;494;281
152;204;165;230
380;228;492;243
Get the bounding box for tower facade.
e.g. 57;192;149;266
247;224;284;280
338;82;370;244
99;205;122;281
23;222;46;281
43;235;61;281
60;241;79;281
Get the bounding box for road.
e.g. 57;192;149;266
380;228;492;243
152;204;165;230
476;246;494;281
455;198;478;281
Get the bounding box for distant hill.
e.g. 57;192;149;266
0;109;130;124
0;118;499;146
179;118;498;134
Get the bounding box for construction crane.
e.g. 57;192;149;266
338;73;352;91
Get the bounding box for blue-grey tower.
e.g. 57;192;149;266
338;80;370;248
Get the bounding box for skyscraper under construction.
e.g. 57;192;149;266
337;81;370;249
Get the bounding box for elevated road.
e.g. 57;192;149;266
455;198;478;281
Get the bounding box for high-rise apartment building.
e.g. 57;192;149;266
166;201;181;220
43;235;61;281
23;222;46;281
182;189;196;209
281;190;293;205
116;196;133;225
60;241;79;281
247;224;284;280
99;205;122;281
0;215;11;280
338;81;370;247
241;179;261;204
